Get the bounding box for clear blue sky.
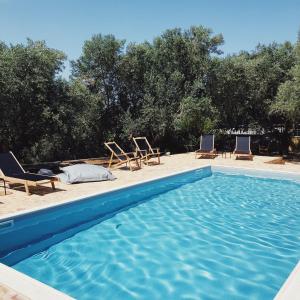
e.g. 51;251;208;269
1;0;299;78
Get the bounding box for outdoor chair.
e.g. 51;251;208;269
233;136;253;160
195;134;218;159
0;152;56;195
104;142;141;171
133;137;160;165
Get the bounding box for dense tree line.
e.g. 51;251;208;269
0;26;299;163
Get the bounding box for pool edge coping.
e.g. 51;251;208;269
274;261;300;300
0;262;74;300
0;164;299;299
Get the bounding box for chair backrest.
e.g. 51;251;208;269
235;136;251;153
200;134;214;151
133;137;153;154
104;142;128;161
0;151;25;176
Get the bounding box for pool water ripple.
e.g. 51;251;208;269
13;172;300;299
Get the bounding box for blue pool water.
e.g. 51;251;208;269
7;171;300;299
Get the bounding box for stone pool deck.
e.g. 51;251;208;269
0;152;299;216
0;284;29;300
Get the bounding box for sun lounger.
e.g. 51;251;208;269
133;137;160;165
0;152;56;195
233;136;253;160
195;134;218;159
104;142;141;171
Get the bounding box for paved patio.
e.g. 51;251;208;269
0;284;28;300
0;153;299;217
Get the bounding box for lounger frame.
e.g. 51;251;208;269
233;136;254;160
104;142;141;171
133;137;160;165
0;152;56;195
195;135;218;159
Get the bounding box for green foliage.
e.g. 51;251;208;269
0;39;66;162
271;41;300;124
71;34;127;146
209;42;295;130
0;26;299;162
119;26;223;148
174;96;219;136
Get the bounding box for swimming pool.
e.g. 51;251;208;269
0;166;299;299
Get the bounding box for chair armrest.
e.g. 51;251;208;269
135;149;147;158
152;148;160;154
124;152;139;158
138;149;148;154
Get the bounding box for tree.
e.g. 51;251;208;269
71;34;127;149
72;27;224;152
0;39;67;162
125;26;224;149
209;42;295;130
271;41;300;125
0;26;298;162
174;96;219;140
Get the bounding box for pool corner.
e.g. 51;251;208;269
0;263;73;300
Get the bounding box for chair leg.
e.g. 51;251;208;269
128;161;133;171
136;159;140;169
51;181;55;190
24;182;30;195
108;153;113;169
3;180;6;195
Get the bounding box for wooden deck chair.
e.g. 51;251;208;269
233;136;253;160
0;152;57;195
104;142;141;171
133;137;160;165
195;134;218;159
